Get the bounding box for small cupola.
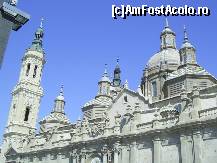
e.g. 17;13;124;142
179;26;197;65
98;64;111;97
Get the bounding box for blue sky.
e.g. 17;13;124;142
0;0;217;141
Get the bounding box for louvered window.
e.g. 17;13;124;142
170;81;184;97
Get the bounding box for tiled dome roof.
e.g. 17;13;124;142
147;48;180;69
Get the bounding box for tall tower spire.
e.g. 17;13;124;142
3;20;46;150
180;25;197;65
160;17;176;50
113;58;122;87
29;18;44;53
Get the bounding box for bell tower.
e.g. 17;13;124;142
3;20;46;149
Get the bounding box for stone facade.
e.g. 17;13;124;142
1;20;217;163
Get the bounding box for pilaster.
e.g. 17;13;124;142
153;136;161;163
102;144;108;163
191;86;201;119
130;141;137;163
71;151;78;163
180;133;193;163
192;129;203;163
80;149;86;163
113;142;120;163
121;145;130;163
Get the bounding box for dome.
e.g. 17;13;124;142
56;94;64;101
99;67;111;83
161;18;175;36
161;27;175;35
101;76;110;83
181;42;194;49
147;48;180;69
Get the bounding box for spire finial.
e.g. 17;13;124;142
124;80;129;89
165;17;169;28
183;25;189;43
104;64;108;76
117;57;119;64
40;17;44;29
99;64;111;83
53;85;65;113
60;85;64;96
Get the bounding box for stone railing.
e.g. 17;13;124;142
159;116;179;127
199;107;217;118
137;116;179;131
137;116;179;130
137;122;153;130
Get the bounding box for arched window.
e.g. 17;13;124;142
124;95;128;102
24;107;30;121
26;63;31;76
152;81;157;97
91;157;101;163
33;65;38;78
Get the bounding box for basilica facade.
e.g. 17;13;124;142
1;19;217;163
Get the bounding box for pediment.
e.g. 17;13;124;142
112;88;146;104
107;88;149;126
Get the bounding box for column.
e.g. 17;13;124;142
41;155;47;163
57;153;62;163
103;153;107;163
192;130;203;163
72;154;77;163
46;154;51;162
153;136;161;163
81;157;85;163
180;133;193;163
122;146;130;163
130;141;137;163
113;142;120;163
81;153;86;163
33;156;40;163
114;151;119;163
71;150;78;163
102;144;108;163
57;153;69;163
